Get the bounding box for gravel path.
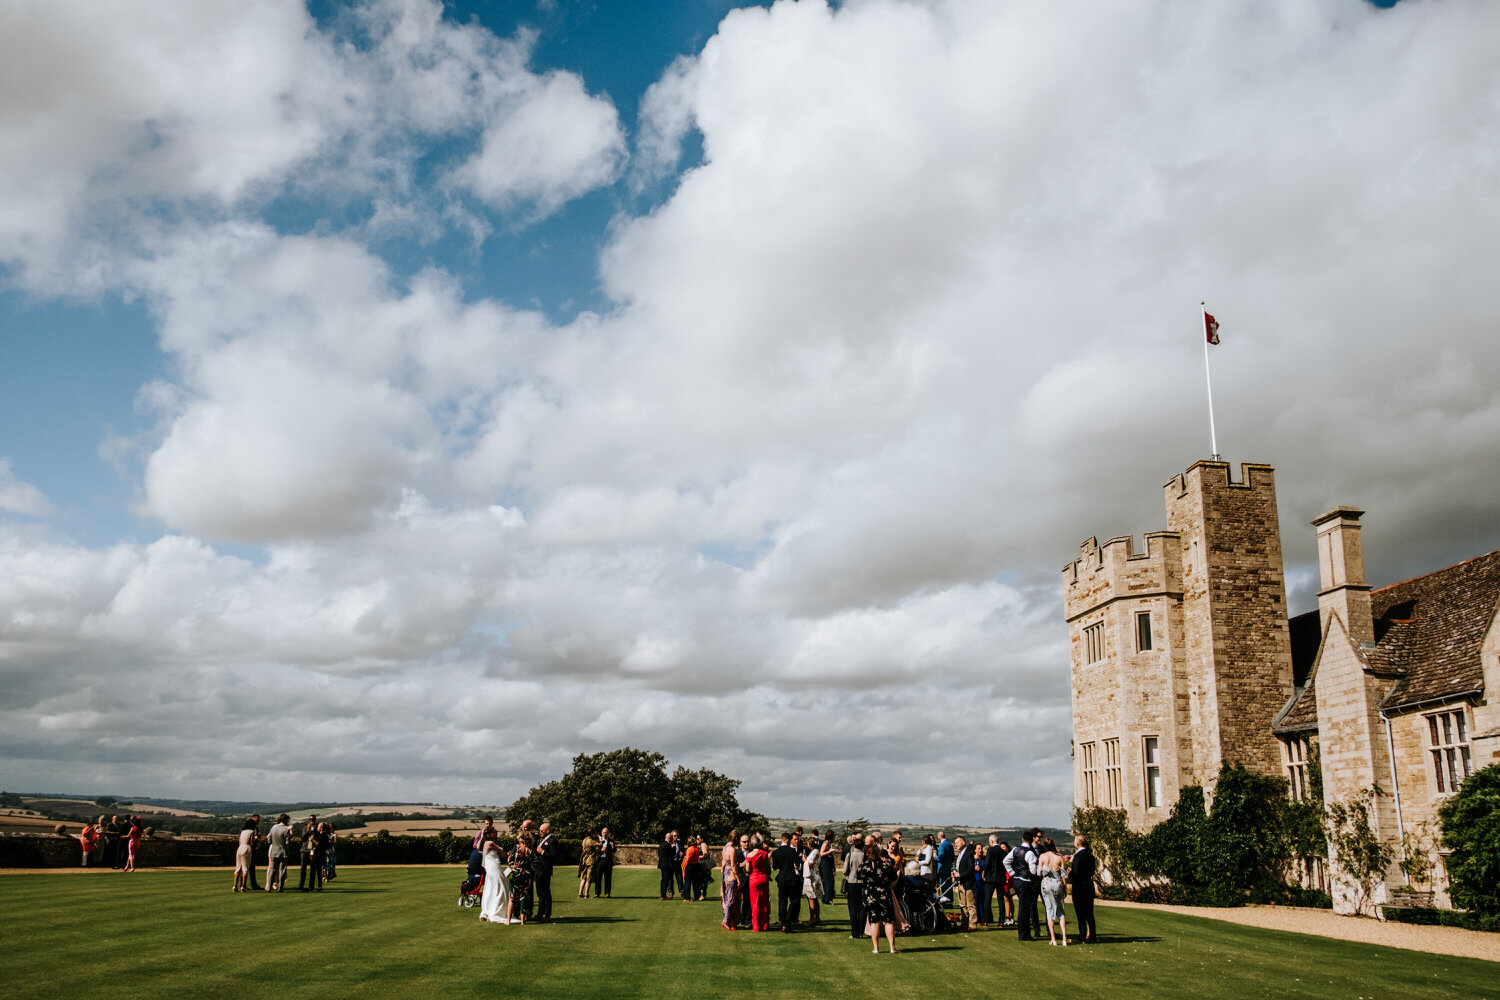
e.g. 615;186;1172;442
1100;899;1499;962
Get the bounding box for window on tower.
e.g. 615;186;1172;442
1143;736;1162;808
1084;622;1105;663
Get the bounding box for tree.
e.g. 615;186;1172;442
1200;765;1301;905
661;766;765;842
1097;763;1319;906
1438;763;1500;916
1136;785;1208;901
1325;788;1394;917
505;748;760;843
1070;805;1135;892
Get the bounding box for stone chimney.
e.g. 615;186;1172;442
1313;506;1373;645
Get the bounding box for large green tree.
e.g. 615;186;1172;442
506;748;762;843
1438;763;1500;916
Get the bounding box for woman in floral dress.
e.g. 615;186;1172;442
858;835;902;954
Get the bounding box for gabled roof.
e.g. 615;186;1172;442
1271;550;1500;732
1377;549;1500;711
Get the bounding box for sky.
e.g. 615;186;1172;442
1;0;1497;828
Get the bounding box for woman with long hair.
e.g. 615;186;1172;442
508;839;533;924
801;844;822;925
122;817;141;873
857;834;903;954
744;833;772;931
719;830;741;930
1036;837;1070;946
233;817;255;892
323;822;338;882
917;834;937;887
579;828;600;898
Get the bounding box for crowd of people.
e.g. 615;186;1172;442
691;824;1098;952
232;813;340;892
77;815;143;871
75;812;341;892
467;816;564;925
460;817;1099;949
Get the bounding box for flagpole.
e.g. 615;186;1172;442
1202;301;1220;461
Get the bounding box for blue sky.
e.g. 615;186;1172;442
1;0;1495;824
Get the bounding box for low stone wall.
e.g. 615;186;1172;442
615;844;660;866
0;832;240;868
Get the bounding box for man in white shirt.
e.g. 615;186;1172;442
1005;829;1042;941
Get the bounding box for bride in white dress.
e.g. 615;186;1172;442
479;836;514;923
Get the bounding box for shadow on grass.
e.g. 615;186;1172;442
1090;935;1163;944
545;915;634;924
892;946;963;953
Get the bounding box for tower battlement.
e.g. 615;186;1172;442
1164;460;1277;504
1063;531;1183;621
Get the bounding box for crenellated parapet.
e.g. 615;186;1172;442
1063;530;1183;623
1164;460;1277;504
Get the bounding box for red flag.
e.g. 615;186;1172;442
1204;311;1220;345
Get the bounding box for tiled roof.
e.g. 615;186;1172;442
1272;610;1323;733
1376;549;1500;711
1271;551;1500;730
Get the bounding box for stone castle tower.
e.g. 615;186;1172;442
1064;460;1295;828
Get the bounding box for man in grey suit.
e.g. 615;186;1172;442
266;814;291;892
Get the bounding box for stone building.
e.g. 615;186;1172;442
1064;459;1500;912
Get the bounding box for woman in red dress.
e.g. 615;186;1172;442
744;833;772;931
681;837;701;902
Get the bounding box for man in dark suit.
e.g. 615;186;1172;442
736;833;752;928
771;832;803;931
658;831;677;899
982;835;1009;926
1068;834;1098;943
297;815;318;890
952;836;978;928
535;822;556;921
594;827;615;898
107;815;124;868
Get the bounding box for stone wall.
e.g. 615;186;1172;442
1165;461;1293;786
1066;460;1295;832
0;832;239;868
1065;529;1186;829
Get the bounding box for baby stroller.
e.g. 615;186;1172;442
895;875;966;935
458;870;484;908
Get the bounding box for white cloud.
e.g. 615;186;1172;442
0;0;625;290
455;69;627;214
0;459;54;517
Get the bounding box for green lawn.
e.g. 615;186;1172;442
1;867;1492;999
